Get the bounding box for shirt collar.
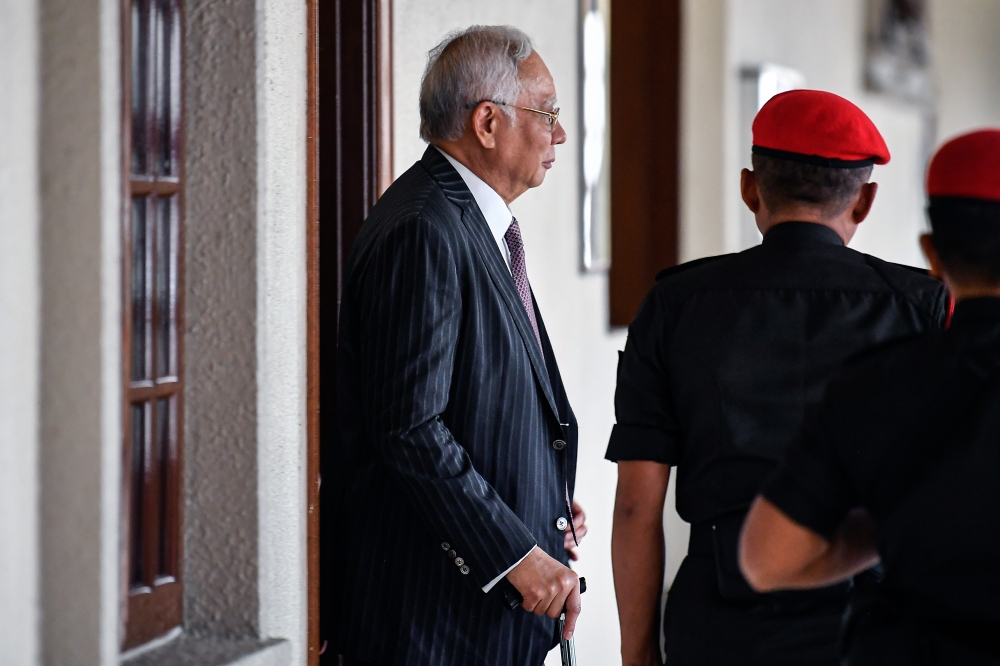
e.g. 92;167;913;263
435;147;513;253
949;297;1000;331
762;221;844;247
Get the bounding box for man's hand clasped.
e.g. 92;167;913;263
506;501;587;640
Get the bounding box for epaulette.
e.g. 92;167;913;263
862;254;947;323
655;254;731;282
888;262;931;278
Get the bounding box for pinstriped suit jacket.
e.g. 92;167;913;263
331;146;578;665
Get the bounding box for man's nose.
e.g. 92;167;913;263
552;121;567;145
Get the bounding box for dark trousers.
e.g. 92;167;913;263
664;554;843;666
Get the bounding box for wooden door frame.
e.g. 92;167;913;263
307;1;392;664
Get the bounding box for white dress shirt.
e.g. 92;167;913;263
436;147;514;274
434;146;537;593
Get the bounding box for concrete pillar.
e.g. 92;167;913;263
38;0;122;662
0;0;42;662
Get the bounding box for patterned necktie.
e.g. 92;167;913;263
503;218;543;351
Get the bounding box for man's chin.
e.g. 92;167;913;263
529;171;549;189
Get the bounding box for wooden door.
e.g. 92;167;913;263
307;1;393;663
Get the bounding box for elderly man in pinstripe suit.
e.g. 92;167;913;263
330;25;587;666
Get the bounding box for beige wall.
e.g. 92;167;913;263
930;0;1000;141
37;0;123;661
0;0;41;663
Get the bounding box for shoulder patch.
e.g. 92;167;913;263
655;254;731;282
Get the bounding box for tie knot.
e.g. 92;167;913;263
504;217;523;251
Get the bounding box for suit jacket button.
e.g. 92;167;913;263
441;542;450;551
552;439;567;451
460;565;470;575
555;517;569;531
448;550;457;558
455;557;465;566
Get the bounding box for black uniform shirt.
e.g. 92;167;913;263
606;222;948;526
763;297;1000;630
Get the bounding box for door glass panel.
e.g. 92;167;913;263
130;403;147;588
154;196;175;378
154;398;174;577
131;197;150;381
156;0;180;176
131;0;149;175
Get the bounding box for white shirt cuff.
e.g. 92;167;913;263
482;545;537;593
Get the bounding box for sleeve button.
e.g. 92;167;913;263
441;542;450;551
448;549;457;558
455;557;464;566
460;565;470;575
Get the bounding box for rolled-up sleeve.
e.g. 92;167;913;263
606;288;682;465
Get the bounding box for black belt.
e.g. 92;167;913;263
688;518;851;609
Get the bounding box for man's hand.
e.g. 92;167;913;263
506;547;582;640
564;501;588;560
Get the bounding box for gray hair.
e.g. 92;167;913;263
419;25;535;143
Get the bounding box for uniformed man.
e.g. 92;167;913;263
740;129;1000;666
608;89;950;666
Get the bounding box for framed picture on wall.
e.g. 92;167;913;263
865;0;930;103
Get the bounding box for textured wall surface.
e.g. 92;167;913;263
38;0;122;663
0;0;40;663
184;0;261;638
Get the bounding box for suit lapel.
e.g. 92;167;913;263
422;147;559;419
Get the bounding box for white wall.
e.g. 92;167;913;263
393;3;627;663
0;0;41;663
930;0;1000;141
255;0;309;663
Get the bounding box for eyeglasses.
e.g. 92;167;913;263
464;99;561;128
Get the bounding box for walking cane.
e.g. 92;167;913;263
500;576;587;666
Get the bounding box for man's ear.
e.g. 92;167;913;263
851;182;878;224
920;233;945;279
470;102;500;150
741;169;762;214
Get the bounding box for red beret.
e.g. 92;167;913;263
926;129;1000;203
752;89;890;168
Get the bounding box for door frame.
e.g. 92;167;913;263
307;1;393;663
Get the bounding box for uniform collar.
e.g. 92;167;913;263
762;221;844;247
949;297;1000;330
